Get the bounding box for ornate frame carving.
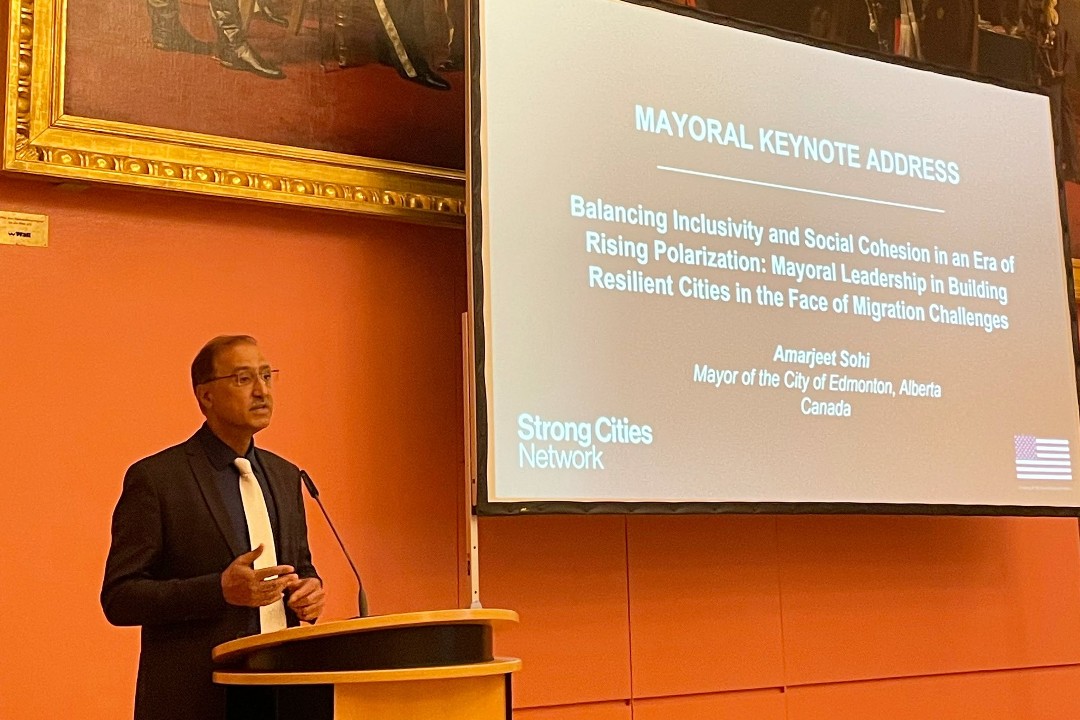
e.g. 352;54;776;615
4;0;465;225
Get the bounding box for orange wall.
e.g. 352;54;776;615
482;514;1080;718
0;172;469;718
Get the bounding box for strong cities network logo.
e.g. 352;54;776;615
517;413;654;470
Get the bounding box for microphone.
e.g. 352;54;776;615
299;470;369;617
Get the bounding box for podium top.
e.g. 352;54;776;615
212;608;519;666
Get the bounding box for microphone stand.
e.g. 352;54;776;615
300;470;369;617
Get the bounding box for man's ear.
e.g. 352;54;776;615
195;384;213;413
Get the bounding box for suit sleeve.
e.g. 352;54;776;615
101;464;227;627
291;475;319;581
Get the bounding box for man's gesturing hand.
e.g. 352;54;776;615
221;544;298;607
286;577;325;623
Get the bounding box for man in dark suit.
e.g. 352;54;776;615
101;335;325;720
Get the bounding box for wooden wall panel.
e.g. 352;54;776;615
627;515;784;697
787;666;1080;720
479;515;632;708
777;515;1080;684
513;701;631;720
633;689;786;720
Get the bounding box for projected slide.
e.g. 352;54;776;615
475;0;1080;509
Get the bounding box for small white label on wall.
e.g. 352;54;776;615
0;211;48;247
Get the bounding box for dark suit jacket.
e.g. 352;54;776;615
101;433;318;720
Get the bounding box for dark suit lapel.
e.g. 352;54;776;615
186;435;246;559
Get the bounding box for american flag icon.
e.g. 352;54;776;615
1014;436;1073;481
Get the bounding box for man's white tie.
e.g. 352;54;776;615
234;457;287;633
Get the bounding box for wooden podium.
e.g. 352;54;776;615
212;609;520;720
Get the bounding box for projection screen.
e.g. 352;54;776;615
470;0;1080;514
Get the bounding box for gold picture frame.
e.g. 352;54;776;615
4;0;465;225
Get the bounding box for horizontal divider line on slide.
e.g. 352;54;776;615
656;165;946;214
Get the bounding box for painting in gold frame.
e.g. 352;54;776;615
4;0;466;225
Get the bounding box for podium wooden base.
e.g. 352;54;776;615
213;610;519;720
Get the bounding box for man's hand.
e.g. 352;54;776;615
286;577;325;623
221;544;297;608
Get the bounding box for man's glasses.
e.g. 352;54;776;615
202;368;279;388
